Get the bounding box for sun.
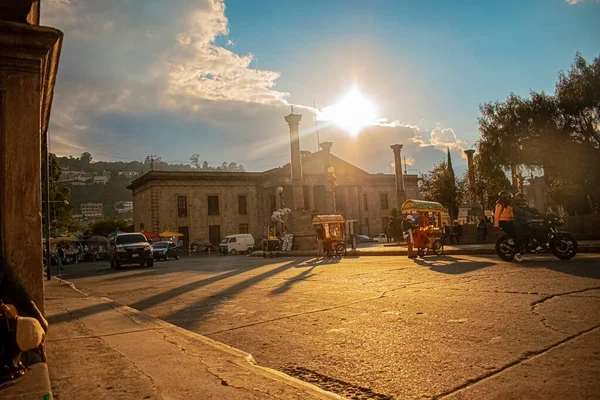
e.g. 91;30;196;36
320;87;378;136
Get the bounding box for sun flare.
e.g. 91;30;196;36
319;87;378;136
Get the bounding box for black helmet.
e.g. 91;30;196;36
514;192;527;207
498;190;513;202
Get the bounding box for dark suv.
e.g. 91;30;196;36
109;233;153;269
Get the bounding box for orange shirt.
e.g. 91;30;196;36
494;203;514;227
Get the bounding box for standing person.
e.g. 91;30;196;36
402;215;417;259
494;190;522;262
441;222;449;245
477;218;487;243
451;221;463;245
56;245;64;271
316;225;325;257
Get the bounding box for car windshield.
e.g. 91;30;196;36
220;238;229;244
116;234;147;245
152;242;168;248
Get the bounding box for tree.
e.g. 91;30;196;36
81;152;93;164
88;216;131;236
387;208;404;243
464;152;512;211
190;154;200;169
42;154;77;235
419;160;462;219
478;54;600;213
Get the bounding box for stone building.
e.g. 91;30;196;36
129;114;419;247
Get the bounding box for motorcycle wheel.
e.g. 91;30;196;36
495;234;515;262
551;232;578;260
432;240;443;256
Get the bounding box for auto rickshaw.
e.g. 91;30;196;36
400;199;445;257
312;215;346;256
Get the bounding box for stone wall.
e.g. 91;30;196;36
132;177;264;244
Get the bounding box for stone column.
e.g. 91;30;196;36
308;185;315;212
320;142;333;213
0;13;62;312
390;144;405;208
464;149;476;203
285;112;304;210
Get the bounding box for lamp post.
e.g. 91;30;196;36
327;166;337;213
42;199;68;280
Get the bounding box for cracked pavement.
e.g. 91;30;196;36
52;254;600;399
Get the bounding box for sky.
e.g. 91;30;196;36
42;0;600;175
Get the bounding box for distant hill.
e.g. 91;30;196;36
55;153;246;216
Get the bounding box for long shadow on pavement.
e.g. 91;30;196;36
46;258;270;324
412;256;495;274
161;259;305;330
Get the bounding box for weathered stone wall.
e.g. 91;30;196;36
133;178;264;244
132;187;153;231
0;21;62;312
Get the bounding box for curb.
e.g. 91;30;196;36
250;245;599;258
0;362;52;400
51;278;341;399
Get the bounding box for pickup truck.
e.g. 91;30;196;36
109;233;153;269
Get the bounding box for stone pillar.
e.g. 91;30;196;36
285;112;304;210
464;149;476;203
320;142;333;213
0;13;62;312
390;144;405;208
308;185;315;212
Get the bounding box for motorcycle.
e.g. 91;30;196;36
495;211;578;261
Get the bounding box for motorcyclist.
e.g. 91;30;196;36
494;190;522;262
513;192;543;251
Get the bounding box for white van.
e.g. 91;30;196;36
219;234;255;255
374;233;388;243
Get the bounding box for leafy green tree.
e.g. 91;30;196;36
478;53;600;213
81;152;93;164
419;161;462;219
387;208;405;243
89;216;131;236
42;154;77;235
464;152;512;211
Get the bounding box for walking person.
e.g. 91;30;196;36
441;222;449;245
451;220;463;245
56;245;64;274
494;190;522;262
477;218;487;243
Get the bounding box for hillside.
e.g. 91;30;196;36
55;153;246;216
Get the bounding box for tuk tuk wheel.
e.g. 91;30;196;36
334;243;346;256
432;240;444;256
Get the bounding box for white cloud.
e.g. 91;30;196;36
566;0;600;4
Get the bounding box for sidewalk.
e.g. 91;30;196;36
251;240;600;258
45;279;339;400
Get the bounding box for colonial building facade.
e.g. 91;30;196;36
129;114;419;246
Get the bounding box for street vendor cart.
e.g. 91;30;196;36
312;215;346;256
401;199;445;257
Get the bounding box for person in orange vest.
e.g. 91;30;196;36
494;190;522;262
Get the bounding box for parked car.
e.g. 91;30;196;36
219;234;255;255
109;233;153;269
374;233;388;243
346;234;376;244
152;241;179;261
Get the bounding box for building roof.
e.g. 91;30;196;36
128;149;417;191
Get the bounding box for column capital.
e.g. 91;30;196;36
464;149;476;158
390;144;403;153
284;113;302;128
